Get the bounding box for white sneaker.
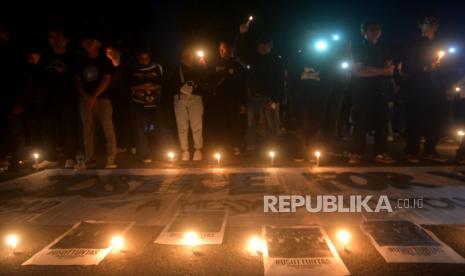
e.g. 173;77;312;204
193;150;202;161
64;159;75;169
105;162;117;169
33;160;58;170
181;151;190;161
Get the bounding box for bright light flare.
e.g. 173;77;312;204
438;50;445;59
455;86;461;92
336;230;350;250
268;151;275;159
341;61;349;69
315;40;328;51
183;231;199;246
449;47;456;53
214;153;221;162
168;151;175;162
247;236;264;255
196;50;205;58
5;234;18;249
332;34;340;41
110;235;124;252
458;130;465;137
33;153;39;160
249;16;254;21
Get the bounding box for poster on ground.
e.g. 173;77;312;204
22;220;134;266
361;220;465;263
263;225;350;276
155;210;227;245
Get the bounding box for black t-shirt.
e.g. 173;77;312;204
42;52;77;102
75;55;114;98
352;41;392;90
213;58;247;105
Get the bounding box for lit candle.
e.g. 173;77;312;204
110;235;124;253
183;231;199;254
168;151;175;162
214;153;221;166
336;230;350;251
268;151;275;166
5;234;19;254
438;50;445;61
247;236;264;256
315;151;321;167
33;152;39;169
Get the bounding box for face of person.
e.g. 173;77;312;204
219;42;232;59
257;41;272;55
137;52;151;65
81;38;101;53
363;26;382;43
28;52;41;65
48;31;68;50
420;22;438;39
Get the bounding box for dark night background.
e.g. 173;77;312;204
2;0;465;68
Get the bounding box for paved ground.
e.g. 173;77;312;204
1;138;465;275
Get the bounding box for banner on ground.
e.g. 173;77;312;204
361;220;465;263
155;210;227;245
22;220;134;266
263;225;350;276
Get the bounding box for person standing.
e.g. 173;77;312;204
236;22;285;154
207;39;247;156
170;47;210;161
129;48;163;163
349;21;395;164
403;16;448;163
32;28;80;169
74;32;117;169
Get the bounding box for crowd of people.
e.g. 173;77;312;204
1;15;465;170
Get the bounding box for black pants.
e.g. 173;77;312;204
204;96;242;150
26;101;80;161
405;94;446;156
351;89;389;156
291;90;327;157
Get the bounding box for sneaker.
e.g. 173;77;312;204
406;154;420;164
423;154;448;163
348;154;362;164
74;160;97;170
33;160;58;170
105;162;117;169
193;150;202;161
233;147;241;156
142;159;153;164
64;159;75;169
181;151;190;161
374;153;395;164
293;156;305;163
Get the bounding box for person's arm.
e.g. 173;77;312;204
74;75;87;98
234;22;255;67
352;63;379;77
93;74;111;98
365;65;394;76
